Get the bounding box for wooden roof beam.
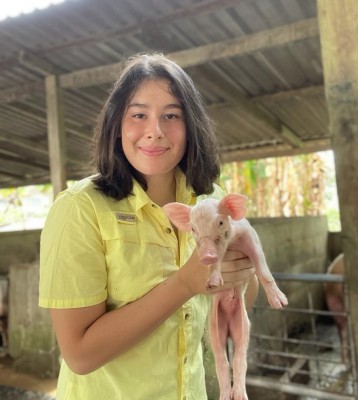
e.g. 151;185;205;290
0;81;44;104
0;0;241;70
220;138;331;163
251;85;325;103
18;50;57;76
0;17;319;104
59;18;319;89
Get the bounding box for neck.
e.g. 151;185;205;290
146;173;176;207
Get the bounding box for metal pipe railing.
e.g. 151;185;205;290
247;271;357;398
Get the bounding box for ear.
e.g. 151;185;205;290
162;202;192;232
218;194;247;220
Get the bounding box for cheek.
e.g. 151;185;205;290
174;130;187;154
122;123;142;143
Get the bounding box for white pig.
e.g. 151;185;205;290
163;194;288;400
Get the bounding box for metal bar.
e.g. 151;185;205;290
253;305;347;318
247;271;358;398
344;281;358;396
246;376;355;399
272;272;345;283
250;361;351;384
279;358;307;383
250;347;346;366
251;333;344;350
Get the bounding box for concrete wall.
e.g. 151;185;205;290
8;261;60;378
0;230;41;274
251;215;329;333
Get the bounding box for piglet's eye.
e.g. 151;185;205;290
219;221;224;226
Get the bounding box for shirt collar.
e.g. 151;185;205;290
128;168;196;218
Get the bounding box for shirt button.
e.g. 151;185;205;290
165;227;172;234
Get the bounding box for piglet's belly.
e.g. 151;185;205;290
216;288;244;318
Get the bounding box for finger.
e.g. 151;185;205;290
220;258;252;272
222;249;247;261
206;279;249;294
222;267;255;283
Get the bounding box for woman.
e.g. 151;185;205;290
39;53;257;400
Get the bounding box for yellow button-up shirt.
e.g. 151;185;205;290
39;169;224;400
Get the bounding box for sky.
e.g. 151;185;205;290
0;0;66;21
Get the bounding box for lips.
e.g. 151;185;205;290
139;146;169;156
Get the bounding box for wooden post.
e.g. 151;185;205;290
317;0;358;369
45;75;67;197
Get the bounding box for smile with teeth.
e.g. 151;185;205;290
139;147;169;156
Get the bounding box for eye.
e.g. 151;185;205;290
164;113;178;120
133;113;146;119
219;221;224;226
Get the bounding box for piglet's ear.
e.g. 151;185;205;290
219;194;247;221
162;203;192;232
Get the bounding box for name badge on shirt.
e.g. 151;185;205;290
115;212;136;224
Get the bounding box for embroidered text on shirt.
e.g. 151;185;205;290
115;212;136;224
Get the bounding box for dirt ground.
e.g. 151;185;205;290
0;355;57;398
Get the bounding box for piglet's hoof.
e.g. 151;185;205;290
207;272;224;289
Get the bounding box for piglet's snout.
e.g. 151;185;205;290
197;237;219;265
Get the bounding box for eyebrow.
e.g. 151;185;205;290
127;103;183;110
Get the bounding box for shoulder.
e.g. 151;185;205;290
46;176;117;228
59;175;99;198
54;175;109;207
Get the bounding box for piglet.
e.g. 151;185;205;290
163;194;288;400
324;253;348;364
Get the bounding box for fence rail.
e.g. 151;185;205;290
244;272;357;399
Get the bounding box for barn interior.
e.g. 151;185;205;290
0;0;358;399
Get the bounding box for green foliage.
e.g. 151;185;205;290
220;151;340;231
0;185;53;231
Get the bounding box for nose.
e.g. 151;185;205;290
146;118;163;140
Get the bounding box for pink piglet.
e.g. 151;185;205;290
163;194;288;400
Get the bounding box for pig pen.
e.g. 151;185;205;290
242;273;355;399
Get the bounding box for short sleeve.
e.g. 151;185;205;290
39;190;107;308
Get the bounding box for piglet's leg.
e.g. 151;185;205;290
209;295;231;400
241;237;287;309
208;263;224;288
229;290;250;400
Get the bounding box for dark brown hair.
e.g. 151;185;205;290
92;53;220;200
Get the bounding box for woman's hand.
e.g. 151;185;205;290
208;247;259;309
178;247;257;296
207;248;255;293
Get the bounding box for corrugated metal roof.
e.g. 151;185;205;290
0;0;331;188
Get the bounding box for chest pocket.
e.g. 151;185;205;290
99;215;173;306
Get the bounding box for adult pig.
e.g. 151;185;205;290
324;253;348;363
